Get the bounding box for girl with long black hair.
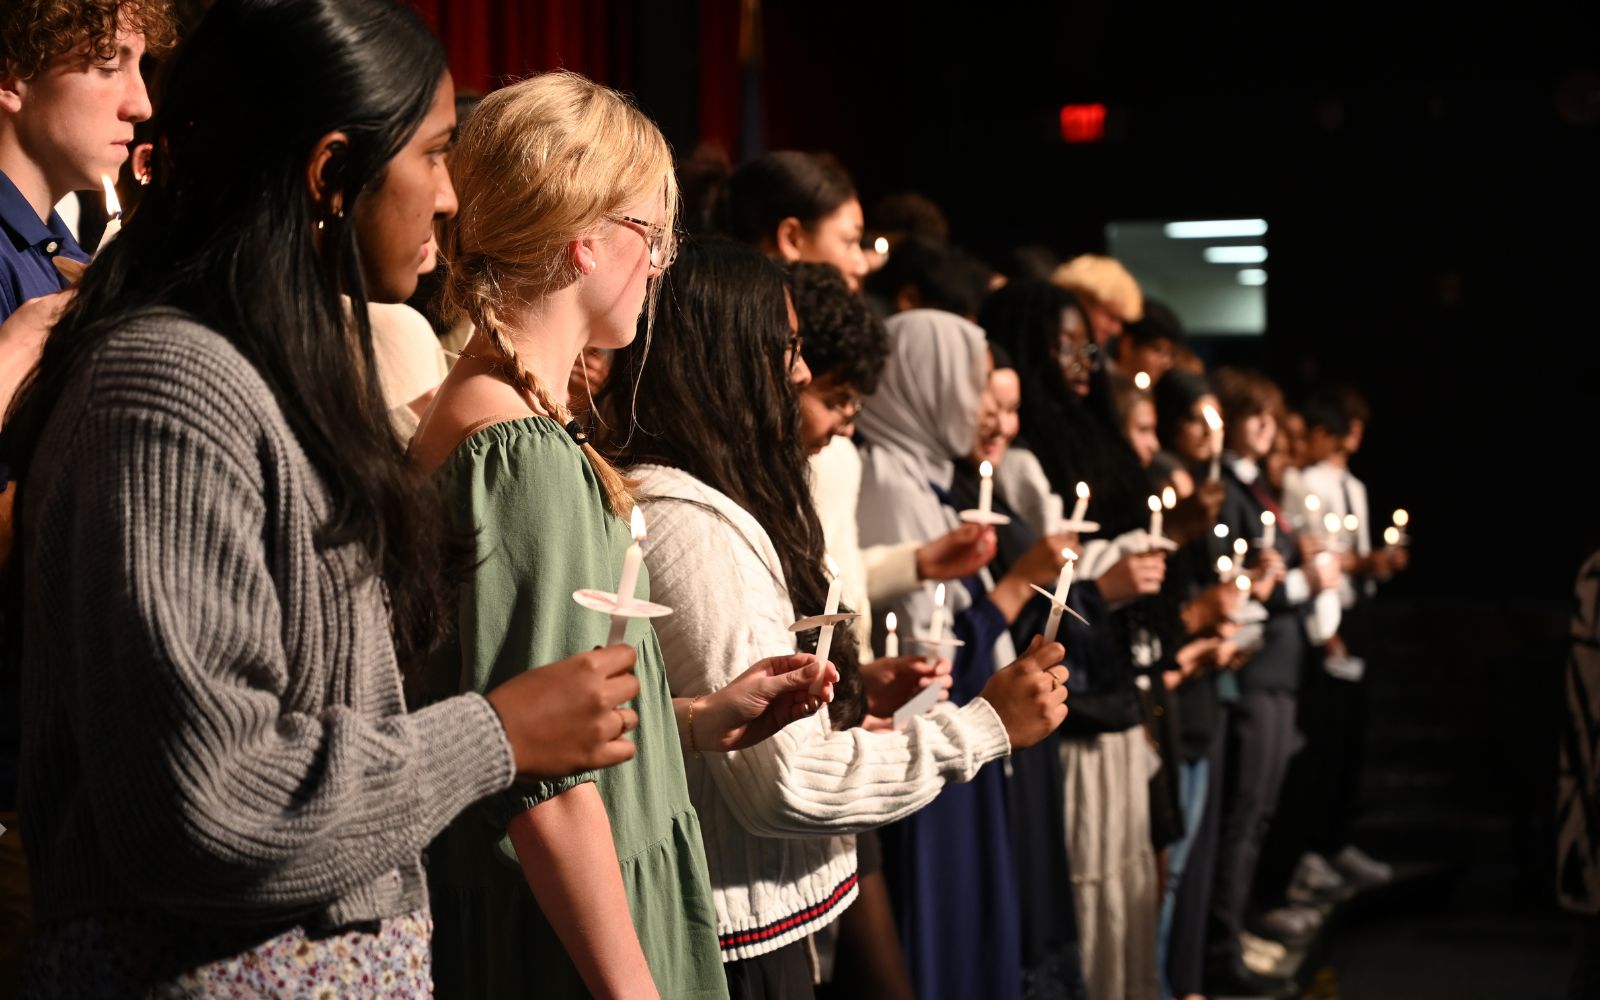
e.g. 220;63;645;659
5;2;656;992
602;237;1067;999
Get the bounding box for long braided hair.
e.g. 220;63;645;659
437;70;678;517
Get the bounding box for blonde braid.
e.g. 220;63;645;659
472;294;637;518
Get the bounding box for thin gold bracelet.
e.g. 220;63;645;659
687;696;703;757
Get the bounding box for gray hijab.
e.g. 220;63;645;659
855;310;1014;668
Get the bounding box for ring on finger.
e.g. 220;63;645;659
615;708;630;738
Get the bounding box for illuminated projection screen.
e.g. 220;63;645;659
1105;218;1267;336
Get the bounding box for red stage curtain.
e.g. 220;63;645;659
409;0;632;98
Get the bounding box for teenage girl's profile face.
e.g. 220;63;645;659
581;185;671;350
352;71;458;302
790;198;868;292
1175;392;1221;464
1124;398;1160;468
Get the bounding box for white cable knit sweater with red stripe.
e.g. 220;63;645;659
632;464;1012;962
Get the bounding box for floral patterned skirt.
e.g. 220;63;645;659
25;908;433;998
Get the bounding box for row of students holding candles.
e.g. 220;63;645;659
0;2;1409;998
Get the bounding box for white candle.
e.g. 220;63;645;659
1202;404;1224;482
1070;481;1090;525
608;506;647;645
884;611;899;658
927;582;948;663
1217;555;1234;579
1384;526;1401;547
1392;508;1410;544
977;460;995;517
96;175;122;257
1147;495;1163;541
1043;549;1077;644
1236;573;1252;593
1261;510;1277;548
812;555;843;695
1304;493;1322;534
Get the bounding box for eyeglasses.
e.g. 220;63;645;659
606;214;677;273
822;389;862;418
786;331;805;372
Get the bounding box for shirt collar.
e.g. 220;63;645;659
1228;453;1260;485
0;168;78;255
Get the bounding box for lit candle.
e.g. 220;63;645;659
927;582;948;662
1304;493;1322;533
1214;523;1230;540
608;506;647;645
1134;371;1152;390
1343;514;1360;541
1383;526;1401;547
1261;510;1277;548
1236;573;1252;593
1392;508;1410;545
1322;511;1342;539
1217;555;1234;579
1202;404;1224;482
1070;481;1091;525
1043;548;1078;644
884;611;899;658
1163;485;1177;511
1233;538;1249;558
977;460;995;518
1147;495;1163;541
874;236;890;255
812;555;843;695
96;175;122;256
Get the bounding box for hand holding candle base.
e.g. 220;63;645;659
485;645;642;780
692;654;841;752
980;636;1070;749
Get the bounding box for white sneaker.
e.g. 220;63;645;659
1288;851;1351;904
1334;844;1394;888
1241;931;1288;963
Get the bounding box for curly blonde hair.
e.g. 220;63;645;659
1;0;176;80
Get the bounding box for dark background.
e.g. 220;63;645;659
412;1;1594;981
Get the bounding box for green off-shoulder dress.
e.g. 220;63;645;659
425;417;727;999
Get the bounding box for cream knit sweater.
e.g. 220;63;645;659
633;464;1012;961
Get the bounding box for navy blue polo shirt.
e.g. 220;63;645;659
0;167;87;324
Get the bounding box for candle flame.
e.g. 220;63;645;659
1343;514;1359;532
1202;404;1223;431
1162;486;1177;509
1133;371;1152;390
1233;538;1248;556
629;505;647;541
1323;512;1341;533
1061;547;1079;562
1261;510;1276;526
1076;481;1090;499
885;611;897;632
1214;523;1229;539
979;459;993;478
1384;526;1401;546
933;582;947;607
101;174;121;217
824;553;841;577
873;236;890;255
1236;574;1252;591
1393;508;1410;528
1217;555;1234;574
1148;495;1162;513
1305;494;1322;512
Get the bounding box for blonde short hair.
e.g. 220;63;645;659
440;70;677;515
1051;253;1144;322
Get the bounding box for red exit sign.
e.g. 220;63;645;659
1059;103;1108;143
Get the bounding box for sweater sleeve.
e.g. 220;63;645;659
41;406;514;916
642;494;1011;839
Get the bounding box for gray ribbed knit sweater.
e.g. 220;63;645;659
18;310;515;929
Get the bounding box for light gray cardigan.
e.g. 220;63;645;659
17;312;514;930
